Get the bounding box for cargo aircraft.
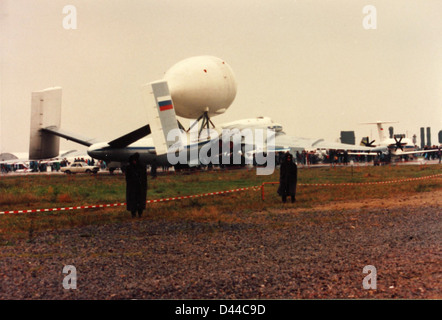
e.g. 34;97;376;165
28;56;385;173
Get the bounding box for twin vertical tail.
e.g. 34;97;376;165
142;80;181;156
29;87;62;159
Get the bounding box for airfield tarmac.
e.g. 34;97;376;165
0;186;440;299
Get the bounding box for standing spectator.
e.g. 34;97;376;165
277;152;298;203
125;153;148;218
343;151;349;165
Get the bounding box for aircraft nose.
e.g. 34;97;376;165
87;148;99;159
87;148;98;159
87;143;108;160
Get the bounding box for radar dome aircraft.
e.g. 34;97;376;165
28;56;384;171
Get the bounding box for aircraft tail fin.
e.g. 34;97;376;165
142;80;181;156
29;87;62;159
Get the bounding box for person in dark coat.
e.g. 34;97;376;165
150;158;157;179
277;152;298;203
125;153;148;218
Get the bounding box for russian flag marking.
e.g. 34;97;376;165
158;97;173;111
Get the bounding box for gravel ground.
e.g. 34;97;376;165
0;191;441;300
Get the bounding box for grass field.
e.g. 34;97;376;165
1;164;441;241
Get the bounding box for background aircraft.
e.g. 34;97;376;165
359;121;438;157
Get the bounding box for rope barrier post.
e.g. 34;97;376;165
261;182;279;202
261;183;265;201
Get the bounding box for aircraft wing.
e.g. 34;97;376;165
347;151;385;156
392;149;439;156
42;126;99;147
348;149;440;157
274;133;387;152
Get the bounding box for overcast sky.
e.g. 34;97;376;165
1;0;441;154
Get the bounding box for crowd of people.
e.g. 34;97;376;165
289;146;442;166
423;145;442;162
291;150;350;166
